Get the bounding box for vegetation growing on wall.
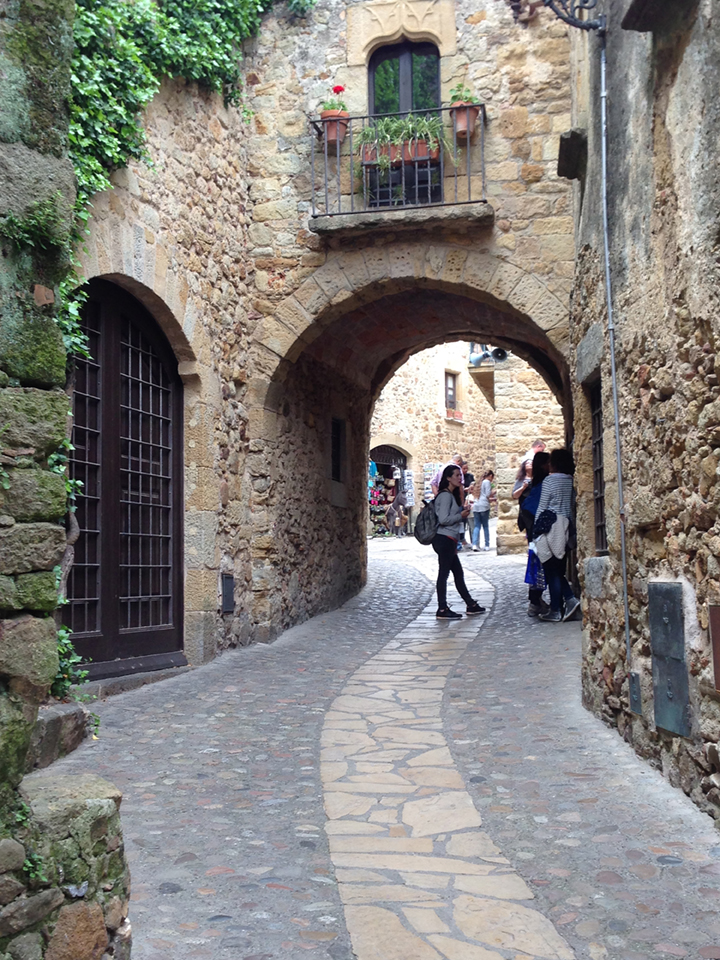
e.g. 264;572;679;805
71;0;315;206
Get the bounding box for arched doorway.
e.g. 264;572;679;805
65;279;185;677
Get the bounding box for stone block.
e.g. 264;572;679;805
25;701;88;771
15;572;58;613
583;556;610;599
0;839;25;873
252;199;296;221
45;900;108;960
184;610;216;665
184;512;218;568
0;143;75;222
576;322;604;384
0;575;18;611
0;389;68;460
0;615;58;686
498;106;528;139
0;523;66;575
0;875;26;907
0;470;67;523
0;308;67;389
7;932;42;960
0;888;64;937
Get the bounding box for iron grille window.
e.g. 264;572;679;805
590;380;608;554
331;418;345;482
445;372;457;410
65;279;184;674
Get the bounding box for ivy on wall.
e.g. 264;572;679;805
71;0;315;206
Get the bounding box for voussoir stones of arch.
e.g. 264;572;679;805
253;245;569;366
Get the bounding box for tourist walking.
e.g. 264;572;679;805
471;470;495;551
432;464;486;620
534;448;580;623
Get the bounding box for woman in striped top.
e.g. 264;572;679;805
536;448;580;623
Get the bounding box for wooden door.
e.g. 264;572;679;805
65;279;186;678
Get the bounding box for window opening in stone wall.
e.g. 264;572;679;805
331;417;346;483
590;379;608;554
366;41;442;208
65;279;185;678
445;371;457;410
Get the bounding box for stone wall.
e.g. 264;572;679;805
0;0;132;953
370;341;496;506
570;1;720;819
74;0;576;661
494;353;565;553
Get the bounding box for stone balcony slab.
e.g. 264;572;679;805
309;202;495;241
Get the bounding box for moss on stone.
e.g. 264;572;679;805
0;469;67;523
4;0;75;158
0;576;18;611
0;309;67;388
0;693;35;814
0;388;69;460
15;572;58;613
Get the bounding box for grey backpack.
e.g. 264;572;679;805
414;499;438;545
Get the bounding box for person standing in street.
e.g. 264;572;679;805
471;470;495;551
432;464;486;620
534;448;580;623
431;454;464;497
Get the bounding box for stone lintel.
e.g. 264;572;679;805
309;202;495;240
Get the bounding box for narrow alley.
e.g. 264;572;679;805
37;542;720;960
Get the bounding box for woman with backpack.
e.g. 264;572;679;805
432;464;486;620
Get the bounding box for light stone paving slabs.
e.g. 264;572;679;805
320;582;577;960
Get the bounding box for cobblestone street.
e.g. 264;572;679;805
44;541;720;960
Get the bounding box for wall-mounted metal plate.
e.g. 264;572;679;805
648;582;684;659
221;573;235;615
648;582;690;737
709;605;720;692
629;671;642;715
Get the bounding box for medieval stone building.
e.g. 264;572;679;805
568;0;720;820
3;0;720;953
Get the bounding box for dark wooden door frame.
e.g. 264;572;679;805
66;278;186;678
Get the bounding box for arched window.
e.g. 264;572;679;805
65;279;185;677
369;41;440;116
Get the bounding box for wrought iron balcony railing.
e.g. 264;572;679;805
310;106;487;218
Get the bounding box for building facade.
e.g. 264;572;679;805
568;0;720;820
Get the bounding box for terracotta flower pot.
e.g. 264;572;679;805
360;143;402;166
320;109;349;145
450;102;480;140
401;140;441;163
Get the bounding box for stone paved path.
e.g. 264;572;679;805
41;540;720;960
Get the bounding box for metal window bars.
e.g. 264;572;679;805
310;106;487;218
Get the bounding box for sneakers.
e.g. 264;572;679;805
436;607;462;620
465;600;486;616
539;609;562;622
483;546;490;552
471;545;479;552
563;597;581;621
527;603;543;617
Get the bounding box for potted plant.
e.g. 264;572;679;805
448;83;481;140
356;116;403;169
357;114;451;168
320;85;349;145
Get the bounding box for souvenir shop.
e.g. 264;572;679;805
368;445;415;537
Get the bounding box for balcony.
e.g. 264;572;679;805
308;107;495;239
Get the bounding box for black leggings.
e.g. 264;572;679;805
432;534;473;609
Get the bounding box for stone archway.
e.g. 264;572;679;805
244;247;571;638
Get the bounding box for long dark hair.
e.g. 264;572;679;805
531;452;550;487
438;464;463;506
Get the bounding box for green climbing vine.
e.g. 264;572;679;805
70;0;315;207
39;0;310;356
